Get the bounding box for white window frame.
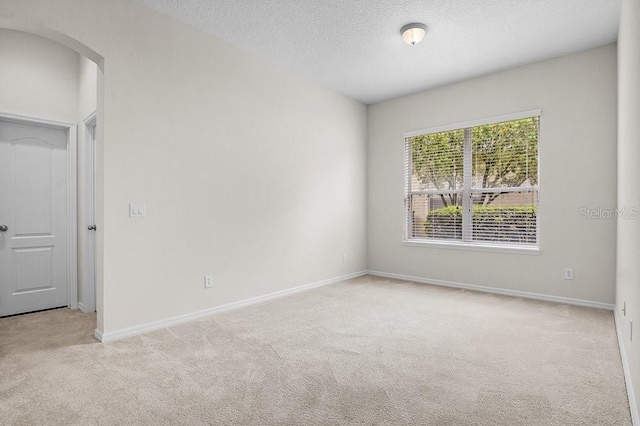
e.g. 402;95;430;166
403;109;541;255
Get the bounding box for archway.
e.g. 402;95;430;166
0;19;105;336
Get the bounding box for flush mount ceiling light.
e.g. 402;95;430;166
401;23;427;46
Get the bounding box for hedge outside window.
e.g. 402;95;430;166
404;113;539;248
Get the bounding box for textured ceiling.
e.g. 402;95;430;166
135;0;621;104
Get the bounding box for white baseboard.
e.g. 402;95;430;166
78;302;97;314
95;270;367;343
615;310;639;426
367;270;615;311
76;302;93;314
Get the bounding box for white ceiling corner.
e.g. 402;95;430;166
134;0;621;104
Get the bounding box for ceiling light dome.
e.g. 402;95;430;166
401;23;427;45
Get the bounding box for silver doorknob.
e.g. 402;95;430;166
88;225;97;231
0;225;7;232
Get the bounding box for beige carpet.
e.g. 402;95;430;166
0;275;632;425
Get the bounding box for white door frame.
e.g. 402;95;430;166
0;111;78;311
79;111;96;313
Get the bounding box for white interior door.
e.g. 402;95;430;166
0;118;69;317
81;115;97;312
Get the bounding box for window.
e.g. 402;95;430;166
404;111;539;250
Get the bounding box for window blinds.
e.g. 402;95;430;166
405;115;539;247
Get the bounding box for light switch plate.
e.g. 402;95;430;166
129;202;145;218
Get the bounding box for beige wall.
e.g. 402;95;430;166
1;0;367;335
0;29;79;122
368;44;617;304
616;0;640;420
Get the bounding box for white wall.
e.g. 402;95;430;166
616;0;640;420
1;0;367;334
78;56;97;120
0;29;78;123
368;44;617;304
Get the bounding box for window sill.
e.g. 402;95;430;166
402;239;540;255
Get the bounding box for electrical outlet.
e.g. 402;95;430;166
564;268;574;280
343;254;347;263
204;275;213;289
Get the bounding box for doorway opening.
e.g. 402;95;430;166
79;112;97;313
0;27;102;332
